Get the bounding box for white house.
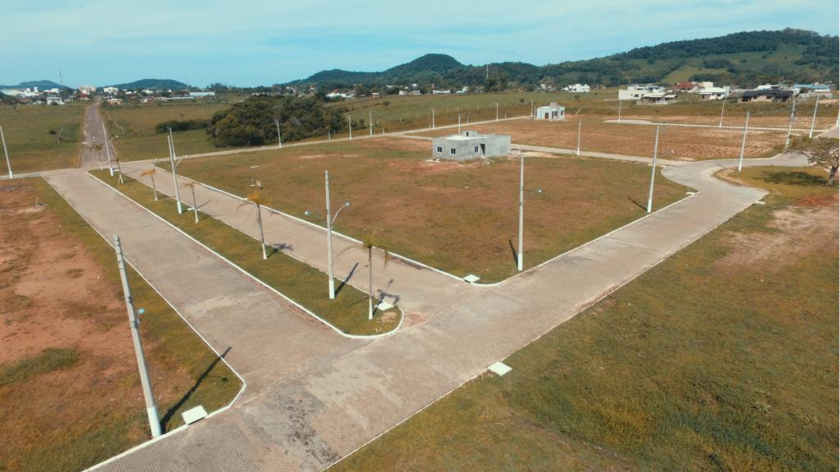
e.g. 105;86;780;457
103;86;119;95
565;83;590;93
188;91;216;99
535;102;565;120
698;86;730;100
46;96;65;105
78;85;97;94
618;84;666;101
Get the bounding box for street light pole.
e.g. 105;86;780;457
113;235;161;439
325;171;336;299
646;126;660;213
738;111;750;172
458;114;461;134
275;119;282;149
718;99;726;128
496;102;499;122
167;129;184;214
784;96;798;149
348;116;352;140
432;108;435;130
809;95;820;138
618;99;622;124
369;111;373;137
576;119;582;156
0;126;12;179
103;123;114;176
517;154;525;272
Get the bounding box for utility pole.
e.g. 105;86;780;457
646;126;660;213
325;171;336;299
369;111;373;137
103;123;114;176
738;111;750;172
348;116;352;140
495;102;499;122
458;114;461;134
530;100;534;118
275;119;282;149
809;95;820;139
0;126;12;179
617;99;622;124
517;154;525;272
113;235;162;439
167;129;184;214
784;96;798;149
432;108;435;130
718;99;726;128
576;119;582;156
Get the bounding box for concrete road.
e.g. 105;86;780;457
79;99;111;169
74;153;808;471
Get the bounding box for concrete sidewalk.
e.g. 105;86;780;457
118;161;476;317
46;172;367;395
84;145;808;470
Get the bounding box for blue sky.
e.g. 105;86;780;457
2;0;837;87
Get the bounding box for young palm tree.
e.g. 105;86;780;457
141;167;159;201
243;190;270;259
361;231;391;320
184;182;200;223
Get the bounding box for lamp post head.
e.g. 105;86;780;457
344;202;351;207
304;210;312;216
537;189;542;194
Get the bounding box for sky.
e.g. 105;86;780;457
2;0;838;88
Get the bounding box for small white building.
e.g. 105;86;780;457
46;96;65;105
535;102;565;120
698;86;730;100
103;86;119;95
565;83;590;93
78;85;97;94
188;91;216;99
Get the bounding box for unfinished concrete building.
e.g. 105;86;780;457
432;130;511;161
535;102;565;120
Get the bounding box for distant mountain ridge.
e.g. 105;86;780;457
109;78;189;90
0;80;68;90
290;29;838;88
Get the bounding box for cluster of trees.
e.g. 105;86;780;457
154;119;209;134
206;95;356;147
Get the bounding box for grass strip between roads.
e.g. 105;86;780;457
90;170;400;336
329;166;838;471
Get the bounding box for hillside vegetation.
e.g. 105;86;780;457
292;29;838;89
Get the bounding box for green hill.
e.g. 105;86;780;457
0;80;68;90
292;29;838;88
110;79;189;90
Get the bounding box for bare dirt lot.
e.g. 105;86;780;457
0;179;239;472
414;117;787;160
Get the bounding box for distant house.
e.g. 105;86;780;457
699;86;730;100
740;88;793;103
432;130;511;161
46;96;65;105
535;102;565;120
78;85;97;94
103;86;119;95
565;84;590;93
619;85;675;104
673;81;696;92
794;83;832;96
106;98;123;105
188;91;216;99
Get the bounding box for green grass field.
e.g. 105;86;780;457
0;177;241;472
103;101;230;161
90;170;400;336
329;166;838;472
168;138;689;283
0;102;86;173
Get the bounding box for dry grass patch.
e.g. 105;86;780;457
172;137;689;282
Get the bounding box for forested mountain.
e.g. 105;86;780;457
290;29;838;89
110;79;189;90
0;80;68;89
